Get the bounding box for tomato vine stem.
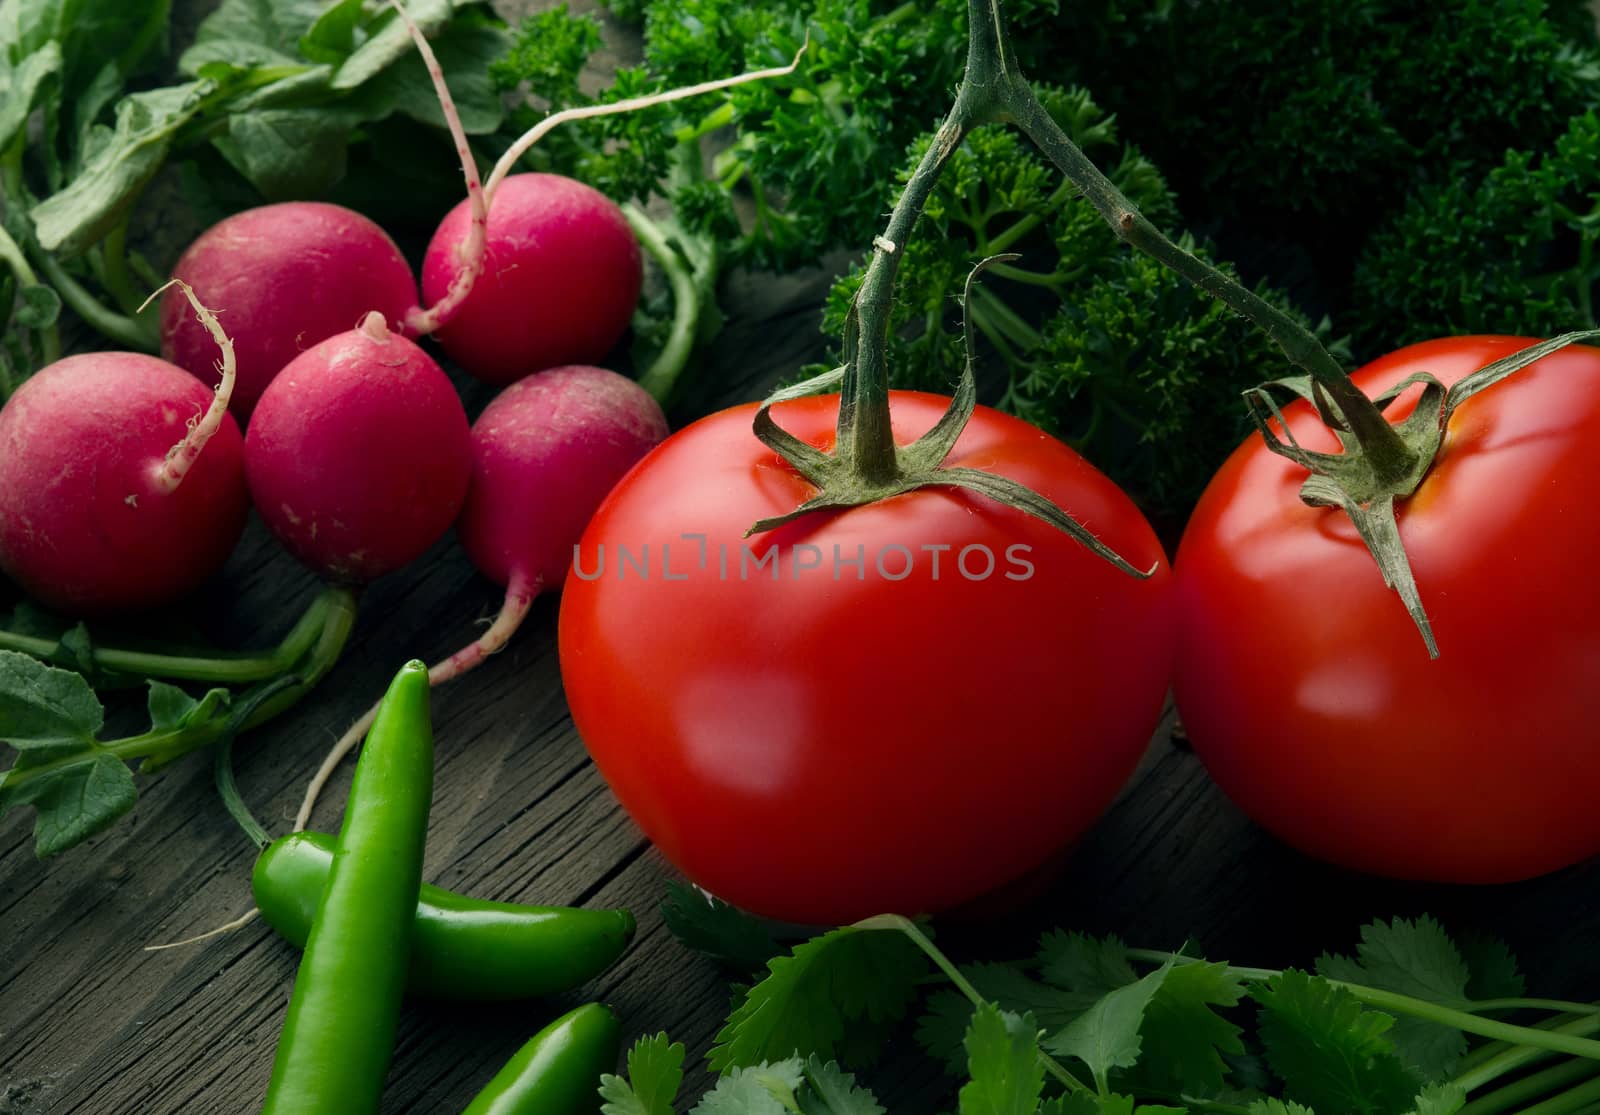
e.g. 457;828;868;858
748;0;1165;576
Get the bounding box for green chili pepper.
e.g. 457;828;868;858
461;1003;621;1115
261;661;433;1115
253;831;636;999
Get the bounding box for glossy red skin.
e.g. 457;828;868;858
459;365;668;591
422;174;642;386
559;393;1175;924
161;203;418;421
245;326;471;583
0;353;248;615
1175;336;1600;883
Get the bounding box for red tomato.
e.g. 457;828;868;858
558;393;1175;924
1175;336;1600;883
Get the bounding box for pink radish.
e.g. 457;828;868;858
421;175;642;385
0;283;247;615
243;312;471;584
279;7;801;823
160;203;418;420
295;365;668;827
400;1;808;384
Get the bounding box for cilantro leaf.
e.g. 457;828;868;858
958;1003;1044;1115
690;1060;805;1115
920;989;986;1075
600;1033;685;1115
1252;970;1422;1115
1457;933;1524;1001
1049;1095;1181;1115
797;1058;885;1115
1046;1096;1102;1115
1130;960;1246;1097
920;963;1099;1074
1405;1083;1466;1115
1247;1102;1316;1115
1316;919;1471;1080
1037;931;1138;997
708;925;928;1072
1319;919;1471;1008
661;880;780;971
1045;959;1172;1093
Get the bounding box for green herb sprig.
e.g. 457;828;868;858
618;896;1600;1115
0;587;356;855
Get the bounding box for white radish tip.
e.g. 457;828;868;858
359;311;391;342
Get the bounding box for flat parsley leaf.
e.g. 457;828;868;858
600;1033;685;1115
959;1003;1043;1115
708;924;928;1072
1252;969;1422;1115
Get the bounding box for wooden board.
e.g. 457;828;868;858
5;4;1600;1112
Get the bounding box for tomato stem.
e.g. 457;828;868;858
843;111;971;483
1000;78;1421;484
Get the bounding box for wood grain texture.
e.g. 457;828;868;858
5;3;1600;1113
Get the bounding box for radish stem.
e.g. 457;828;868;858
0;590;331;683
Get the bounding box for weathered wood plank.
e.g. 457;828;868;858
5;2;1600;1112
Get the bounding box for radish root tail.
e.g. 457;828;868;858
411;29;809;336
388;0;486;337
295;574;541;831
142;278;236;493
142;907;260;951
484;38;809;202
